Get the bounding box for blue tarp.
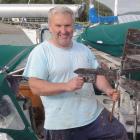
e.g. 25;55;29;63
89;7;118;24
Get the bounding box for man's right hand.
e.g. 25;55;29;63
65;76;84;92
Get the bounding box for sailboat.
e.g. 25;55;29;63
78;0;140;57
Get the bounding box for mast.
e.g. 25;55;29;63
52;0;55;4
114;0;118;16
28;0;31;4
89;0;94;8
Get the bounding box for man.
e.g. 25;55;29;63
23;6;128;140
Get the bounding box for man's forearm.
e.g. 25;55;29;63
29;77;68;96
95;75;113;95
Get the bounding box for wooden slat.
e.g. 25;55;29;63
89;47;121;68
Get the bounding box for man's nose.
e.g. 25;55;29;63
60;26;67;33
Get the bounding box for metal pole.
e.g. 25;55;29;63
52;0;55;4
28;0;31;4
114;0;118;16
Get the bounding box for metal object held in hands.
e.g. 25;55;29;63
74;67;118;123
109;101;116;122
74;67;117;84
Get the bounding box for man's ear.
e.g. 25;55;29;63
49;28;52;33
48;24;52;33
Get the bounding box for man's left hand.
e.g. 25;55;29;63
106;89;120;101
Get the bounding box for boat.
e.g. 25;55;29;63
0;44;38;139
77;20;140;57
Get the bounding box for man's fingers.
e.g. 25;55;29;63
67;76;84;91
107;89;120;101
112;91;120;101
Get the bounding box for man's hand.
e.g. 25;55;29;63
106;89;120;101
66;76;84;92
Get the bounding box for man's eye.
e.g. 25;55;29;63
65;25;71;27
56;25;61;27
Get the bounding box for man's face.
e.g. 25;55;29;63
49;13;74;48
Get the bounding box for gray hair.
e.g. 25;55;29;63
48;6;75;23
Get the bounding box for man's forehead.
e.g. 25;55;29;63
49;13;74;23
51;12;72;18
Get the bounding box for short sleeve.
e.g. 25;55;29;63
23;45;49;80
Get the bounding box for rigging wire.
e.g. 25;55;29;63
97;0;100;23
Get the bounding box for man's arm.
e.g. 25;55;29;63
28;76;84;96
95;75;119;101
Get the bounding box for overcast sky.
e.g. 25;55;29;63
99;0;140;15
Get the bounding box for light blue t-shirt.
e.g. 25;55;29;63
23;40;104;130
